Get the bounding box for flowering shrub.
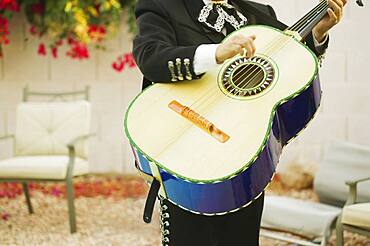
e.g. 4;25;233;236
22;0;123;60
0;0;137;71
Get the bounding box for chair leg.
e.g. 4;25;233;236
336;215;344;246
66;178;77;233
22;182;33;214
321;235;327;246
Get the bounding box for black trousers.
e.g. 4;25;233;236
159;193;264;246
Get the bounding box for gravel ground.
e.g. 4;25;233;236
0;177;369;246
0;193;160;246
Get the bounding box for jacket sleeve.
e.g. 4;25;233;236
304;33;329;57
133;0;199;83
267;4;329;57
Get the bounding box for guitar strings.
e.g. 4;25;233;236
290;0;328;31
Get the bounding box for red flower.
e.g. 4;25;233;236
0;0;20;12
88;25;106;42
66;42;89;60
0;15;9;45
112;52;136;72
51;46;58;58
29;26;38;36
112;61;124;72
37;43;46;56
67;37;79;47
125;53;136;68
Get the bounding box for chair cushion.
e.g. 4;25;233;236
342;203;370;229
15;101;91;158
314;142;370;206
262;195;341;238
0;156;89;180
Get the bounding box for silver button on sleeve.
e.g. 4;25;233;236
175;58;184;81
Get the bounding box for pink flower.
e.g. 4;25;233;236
51;187;61;197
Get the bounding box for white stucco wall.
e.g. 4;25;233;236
0;2;369;174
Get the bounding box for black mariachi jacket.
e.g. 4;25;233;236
133;0;329;90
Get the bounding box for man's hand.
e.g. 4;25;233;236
215;34;256;64
313;0;347;42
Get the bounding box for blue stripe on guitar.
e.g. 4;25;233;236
134;148;152;176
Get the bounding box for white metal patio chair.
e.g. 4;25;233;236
0;86;94;233
335;173;370;245
261;141;370;245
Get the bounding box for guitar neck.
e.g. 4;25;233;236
287;0;329;39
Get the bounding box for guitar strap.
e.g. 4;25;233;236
232;0;288;31
143;178;160;223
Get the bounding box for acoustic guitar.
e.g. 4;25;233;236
124;0;364;215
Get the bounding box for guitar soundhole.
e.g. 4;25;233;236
220;56;275;98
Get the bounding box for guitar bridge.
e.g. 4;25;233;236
168;100;230;143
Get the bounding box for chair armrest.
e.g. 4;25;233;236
67;133;96;148
345;176;370;186
0;134;14;141
65;133;96;179
344;176;370;206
